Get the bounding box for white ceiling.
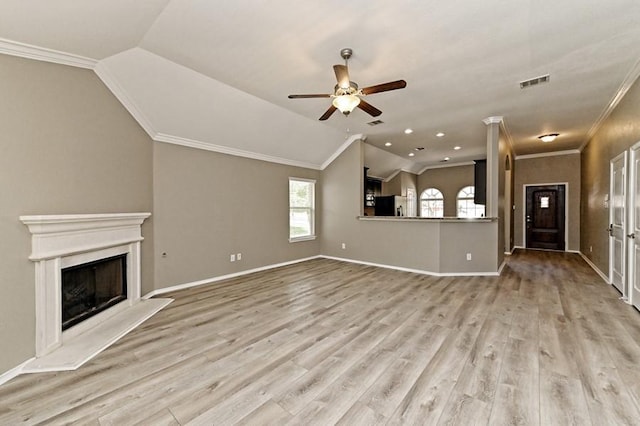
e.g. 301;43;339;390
2;0;640;173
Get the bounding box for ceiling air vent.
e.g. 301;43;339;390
519;74;550;89
367;120;384;126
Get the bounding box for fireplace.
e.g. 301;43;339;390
20;213;172;372
62;254;128;331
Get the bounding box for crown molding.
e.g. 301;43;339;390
0;37;97;69
321;133;364;170
499;118;516;155
154;133;321;170
384;169;402;182
582;56;640;151
94;62;157;138
417;161;476;175
96;62;321;170
515;149;580;160
383;168;417;182
482;116;503;125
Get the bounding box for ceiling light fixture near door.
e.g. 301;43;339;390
404;128;413;134
408;152;415;157
538;133;559;143
436;132;445;137
384;142;392;146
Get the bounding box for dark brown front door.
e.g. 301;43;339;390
526;185;565;250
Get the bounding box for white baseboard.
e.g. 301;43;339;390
143;256;323;298
497;259;507;274
319;255;500;277
0;357;35;387
579;252;610;284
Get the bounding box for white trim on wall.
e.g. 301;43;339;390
321;134;364;170
320;255;500;277
417;161;476;176
583;56;640;150
515;150;580;160
144;256;323;298
580;252;610;284
0;37;97;69
155;133;321;170
0;358;35;387
97;62;324;170
94;62;157;138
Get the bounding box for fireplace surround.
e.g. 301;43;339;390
20;213;171;372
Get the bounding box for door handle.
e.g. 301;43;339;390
628;233;636;239
608;224;613;236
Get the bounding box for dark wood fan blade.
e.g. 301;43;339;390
319;105;337;121
361;80;407;95
333;65;350;89
288;94;331;99
357;99;382;117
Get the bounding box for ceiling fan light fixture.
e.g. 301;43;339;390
332;94;360;115
538;133;559;143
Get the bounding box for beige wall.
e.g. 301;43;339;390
417;165;475;217
0;55;154;374
513;154;581;251
383;171;417;197
581;76;640;274
321;141;498;273
152;142;321;289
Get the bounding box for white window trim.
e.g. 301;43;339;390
456;186;485;218
289;177;316;242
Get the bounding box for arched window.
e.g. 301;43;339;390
457;186;485;218
420;188;444;217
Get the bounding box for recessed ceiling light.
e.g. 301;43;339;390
444;157;450;161
384;142;392;146
404;128;413;134
436;132;445;137
454;146;461;150
538;133;559;143
408;152;415;157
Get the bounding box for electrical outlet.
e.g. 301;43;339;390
589;246;593;253
230;254;236;262
341;243;346;250
237;253;242;261
466;253;472;261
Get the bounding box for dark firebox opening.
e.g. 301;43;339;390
61;254;127;331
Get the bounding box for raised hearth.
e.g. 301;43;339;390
20;213;171;372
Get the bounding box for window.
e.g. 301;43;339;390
406;188;417;217
289;178;315;241
420;188;444;217
457;186;485;218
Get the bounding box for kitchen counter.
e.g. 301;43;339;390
358;216;497;223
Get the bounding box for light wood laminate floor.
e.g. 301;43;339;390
2;250;640;425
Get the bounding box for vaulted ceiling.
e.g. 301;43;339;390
2;1;640;175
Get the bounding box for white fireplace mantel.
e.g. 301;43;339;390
21;213;151;261
19;213;170;372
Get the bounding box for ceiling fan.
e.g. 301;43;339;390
288;48;407;121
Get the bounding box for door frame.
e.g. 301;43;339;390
627;143;640;307
522;182;569;251
610;151;628;298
